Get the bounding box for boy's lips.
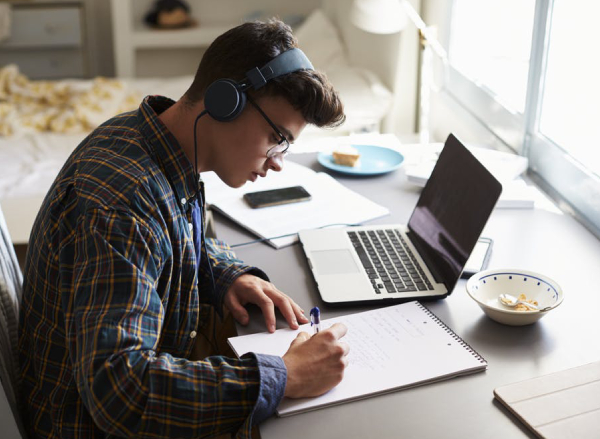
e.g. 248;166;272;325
250;172;266;182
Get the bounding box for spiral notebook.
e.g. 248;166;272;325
228;301;487;416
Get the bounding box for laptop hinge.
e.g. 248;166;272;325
406;230;447;288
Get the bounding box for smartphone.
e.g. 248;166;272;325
461;237;493;278
243;186;312;209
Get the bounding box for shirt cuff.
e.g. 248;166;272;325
250;353;287;425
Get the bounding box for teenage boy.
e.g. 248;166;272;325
19;18;349;439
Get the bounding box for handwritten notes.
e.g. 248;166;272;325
228;301;487;416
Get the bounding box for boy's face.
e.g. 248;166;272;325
211;95;307;188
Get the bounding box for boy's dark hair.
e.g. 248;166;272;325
183;18;345;128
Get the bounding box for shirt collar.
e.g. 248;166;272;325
137;95;199;206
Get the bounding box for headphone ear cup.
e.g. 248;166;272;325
204;79;247;122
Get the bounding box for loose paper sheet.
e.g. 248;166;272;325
203;161;389;248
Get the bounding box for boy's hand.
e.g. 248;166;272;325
224;274;309;332
282;323;349;398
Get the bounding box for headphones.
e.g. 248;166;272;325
203;48;314;122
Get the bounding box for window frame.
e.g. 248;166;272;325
439;0;600;238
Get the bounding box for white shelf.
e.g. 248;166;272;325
130;24;233;49
110;0;322;78
111;0;235;77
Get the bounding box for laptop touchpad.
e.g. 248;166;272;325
310;250;360;275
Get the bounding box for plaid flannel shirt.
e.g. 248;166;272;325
18;96;285;438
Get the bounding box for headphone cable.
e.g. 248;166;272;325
193;110;208;198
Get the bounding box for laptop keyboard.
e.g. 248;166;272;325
348;229;434;295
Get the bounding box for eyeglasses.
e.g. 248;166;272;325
247;97;291;159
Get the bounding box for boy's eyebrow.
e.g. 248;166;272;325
278;125;295;142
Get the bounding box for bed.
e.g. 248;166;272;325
0;8;393;244
0;74;199;243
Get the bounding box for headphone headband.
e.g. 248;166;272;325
204;48;314;122
245;48;314;90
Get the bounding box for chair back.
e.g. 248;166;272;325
0;203;26;438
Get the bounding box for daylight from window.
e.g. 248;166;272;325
449;0;535;114
540;0;600;178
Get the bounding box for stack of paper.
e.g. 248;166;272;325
498;179;540;209
202;161;389;248
403;143;529;186
402;143;536;208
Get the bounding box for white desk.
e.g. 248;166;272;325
214;153;600;439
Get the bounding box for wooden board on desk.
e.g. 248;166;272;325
494;361;600;439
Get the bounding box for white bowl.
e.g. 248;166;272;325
466;268;563;326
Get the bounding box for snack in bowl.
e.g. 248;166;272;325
514;293;538;312
332;145;360;167
466;268;563;326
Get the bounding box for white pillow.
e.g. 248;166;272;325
295;9;349;71
301;64;393;137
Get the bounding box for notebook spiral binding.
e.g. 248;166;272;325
416;302;487;364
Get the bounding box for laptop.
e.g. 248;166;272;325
298;134;503;305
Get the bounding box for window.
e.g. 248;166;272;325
539;0;600;178
449;0;535;114
443;0;600;237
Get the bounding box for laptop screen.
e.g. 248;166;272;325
407;134;502;291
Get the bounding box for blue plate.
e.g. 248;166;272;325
317;144;404;176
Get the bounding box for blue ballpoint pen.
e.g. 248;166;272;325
310;307;321;334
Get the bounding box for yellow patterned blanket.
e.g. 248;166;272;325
0;65;140;136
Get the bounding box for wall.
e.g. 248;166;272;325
327;0;421;137
85;0;115;77
389;0;421;138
